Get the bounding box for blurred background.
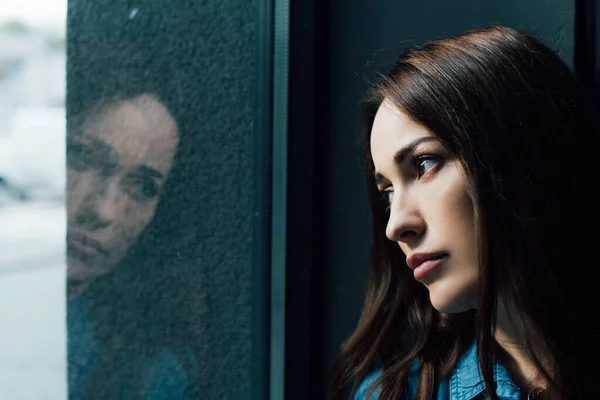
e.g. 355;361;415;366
0;1;66;399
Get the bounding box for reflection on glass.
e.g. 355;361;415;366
66;41;205;399
67;94;178;300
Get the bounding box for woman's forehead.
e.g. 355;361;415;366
78;97;179;174
371;101;432;154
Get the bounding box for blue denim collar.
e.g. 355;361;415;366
354;339;524;400
450;339;521;400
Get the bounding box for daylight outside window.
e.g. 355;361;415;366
0;1;67;399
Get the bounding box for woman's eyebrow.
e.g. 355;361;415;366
374;172;387;186
392;136;439;165
129;165;165;180
373;136;439;185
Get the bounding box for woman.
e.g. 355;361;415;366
328;26;600;400
66;37;213;399
66;92;179;301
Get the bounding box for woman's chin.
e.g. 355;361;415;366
67;257;109;285
427;282;478;314
67;258;91;282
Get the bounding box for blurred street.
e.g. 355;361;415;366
0;201;66;400
1;2;68;398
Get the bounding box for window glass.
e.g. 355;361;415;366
0;1;67;399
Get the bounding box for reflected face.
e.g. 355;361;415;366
370;99;478;313
67;94;178;285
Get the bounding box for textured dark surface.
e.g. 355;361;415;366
323;0;575;382
67;0;258;398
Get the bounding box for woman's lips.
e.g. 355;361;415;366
67;232;105;261
406;252;448;280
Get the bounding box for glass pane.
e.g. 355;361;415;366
0;1;67;400
65;1;269;399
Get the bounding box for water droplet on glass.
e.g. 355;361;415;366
128;8;139;20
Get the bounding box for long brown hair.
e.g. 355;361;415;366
328;26;600;400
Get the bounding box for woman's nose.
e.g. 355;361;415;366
385;195;426;244
75;181;123;230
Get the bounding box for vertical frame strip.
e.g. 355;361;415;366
253;0;274;396
271;0;290;397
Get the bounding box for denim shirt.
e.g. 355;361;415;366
354;340;522;400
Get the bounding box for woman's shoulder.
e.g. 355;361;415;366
353;340;523;400
354;359;420;400
140;347;197;400
354;370;382;400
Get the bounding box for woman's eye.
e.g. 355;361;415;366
67;141;93;171
415;155;441;177
378;190;394;210
122;176;159;202
132;181;158;201
386;191;394;206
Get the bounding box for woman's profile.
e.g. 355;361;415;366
328;26;599;400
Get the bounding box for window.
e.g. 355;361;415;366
0;1;67;399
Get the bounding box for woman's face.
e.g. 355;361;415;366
67;94;178;286
370;99;478;313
